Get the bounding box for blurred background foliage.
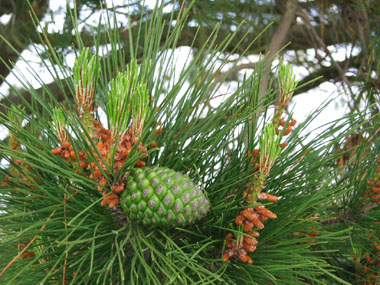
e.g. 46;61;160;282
0;0;379;115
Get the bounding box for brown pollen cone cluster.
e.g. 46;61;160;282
223;192;279;264
354;154;380;284
51;115;153;209
223;115;296;264
363;154;380;204
276;118;297;137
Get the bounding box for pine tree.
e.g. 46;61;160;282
0;2;379;284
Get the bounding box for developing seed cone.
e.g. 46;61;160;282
120;166;210;227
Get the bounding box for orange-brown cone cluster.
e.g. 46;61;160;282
51;117;152;208
222;191;279;264
276;118;296;136
363;155;380;204
354;247;380;284
354;155;380;284
223;115;296;265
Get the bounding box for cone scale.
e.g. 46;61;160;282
120;167;210;227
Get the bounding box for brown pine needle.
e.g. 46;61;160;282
63;193;68;285
0;209;57;277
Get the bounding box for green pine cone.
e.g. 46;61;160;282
120;166;210;227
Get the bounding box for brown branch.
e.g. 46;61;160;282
0;0;49;85
210;2;298;98
297;10;355;107
243;0;296;148
294;55;361;96
0;2;16;16
258;0;297;100
0;1;366;120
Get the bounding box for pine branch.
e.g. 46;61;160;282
0;2;379;284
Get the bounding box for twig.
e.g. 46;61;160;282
210;63;257;87
62;193;68;285
297;10;356;109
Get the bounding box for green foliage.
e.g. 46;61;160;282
74;48;101;112
258;123;281;177
0;2;379;285
277;62;297;106
107;60;149;138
